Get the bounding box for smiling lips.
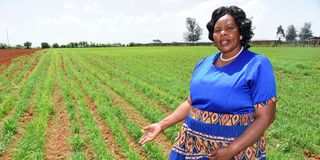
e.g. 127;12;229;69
220;39;230;46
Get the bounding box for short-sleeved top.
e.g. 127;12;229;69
190;49;277;114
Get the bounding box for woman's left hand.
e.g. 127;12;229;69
138;123;162;144
210;147;234;160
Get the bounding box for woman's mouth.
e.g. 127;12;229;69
220;40;230;46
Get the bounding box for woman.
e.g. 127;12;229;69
139;6;277;160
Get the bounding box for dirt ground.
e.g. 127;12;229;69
0;49;41;66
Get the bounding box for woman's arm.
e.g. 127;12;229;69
158;97;192;130
139;98;192;144
211;102;276;160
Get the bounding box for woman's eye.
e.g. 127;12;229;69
214;29;221;33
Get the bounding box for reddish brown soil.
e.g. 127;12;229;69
0;49;41;66
22;55;41;79
304;149;320;159
45;83;72;160
60;57;67;76
84;95;126;160
20;109;34;123
2;55;32;79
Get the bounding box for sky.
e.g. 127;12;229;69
0;0;319;47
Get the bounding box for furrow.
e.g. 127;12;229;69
44;53;72;159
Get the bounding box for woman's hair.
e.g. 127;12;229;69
206;6;254;49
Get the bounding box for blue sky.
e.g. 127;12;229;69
0;0;319;47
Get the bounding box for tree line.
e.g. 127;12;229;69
0;41;126;49
0;17;202;49
182;18;319;46
274;22;320;47
0;18;318;49
276;22;315;42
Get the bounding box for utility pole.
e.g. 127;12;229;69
6;27;10;47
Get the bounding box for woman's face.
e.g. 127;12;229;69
213;14;241;54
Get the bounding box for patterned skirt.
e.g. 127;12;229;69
169;107;266;160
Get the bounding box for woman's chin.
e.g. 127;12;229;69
218;46;231;53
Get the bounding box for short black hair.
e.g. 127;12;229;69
206;6;254;49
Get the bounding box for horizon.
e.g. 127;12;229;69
0;0;319;47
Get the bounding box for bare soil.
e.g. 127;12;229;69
44;82;72;160
0;49;41;66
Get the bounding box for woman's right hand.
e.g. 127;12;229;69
138;98;191;145
139;123;162;145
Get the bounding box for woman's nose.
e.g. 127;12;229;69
220;30;226;36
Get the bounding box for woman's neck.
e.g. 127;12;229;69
221;45;242;59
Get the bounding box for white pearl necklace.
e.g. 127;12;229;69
220;47;243;62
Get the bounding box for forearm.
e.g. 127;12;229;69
228;115;274;155
158;100;191;130
227;102;276;156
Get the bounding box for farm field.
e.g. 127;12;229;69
0;49;41;66
0;46;319;160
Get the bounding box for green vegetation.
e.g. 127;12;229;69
0;46;319;159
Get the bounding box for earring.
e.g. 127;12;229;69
240;35;243;40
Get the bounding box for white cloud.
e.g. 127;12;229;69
84;2;104;14
0;0;319;46
63;3;78;9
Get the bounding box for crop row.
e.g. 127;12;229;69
64;53;167;159
0;51;48;156
71;53;180;141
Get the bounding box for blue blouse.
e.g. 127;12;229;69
190;49;277;114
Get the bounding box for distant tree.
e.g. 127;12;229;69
24;41;32;49
90;42;96;47
299;22;313;42
128;42;135;47
79;41;85;48
105;43;112;47
52;43;59;48
67;42;75;48
41;42;50;48
152;39;162;43
78;41;88;48
276;25;285;41
285;25;297;42
79;41;83;48
74;42;78;48
15;44;23;49
0;43;8;49
113;43;122;47
96;43;101;47
184;17;203;43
